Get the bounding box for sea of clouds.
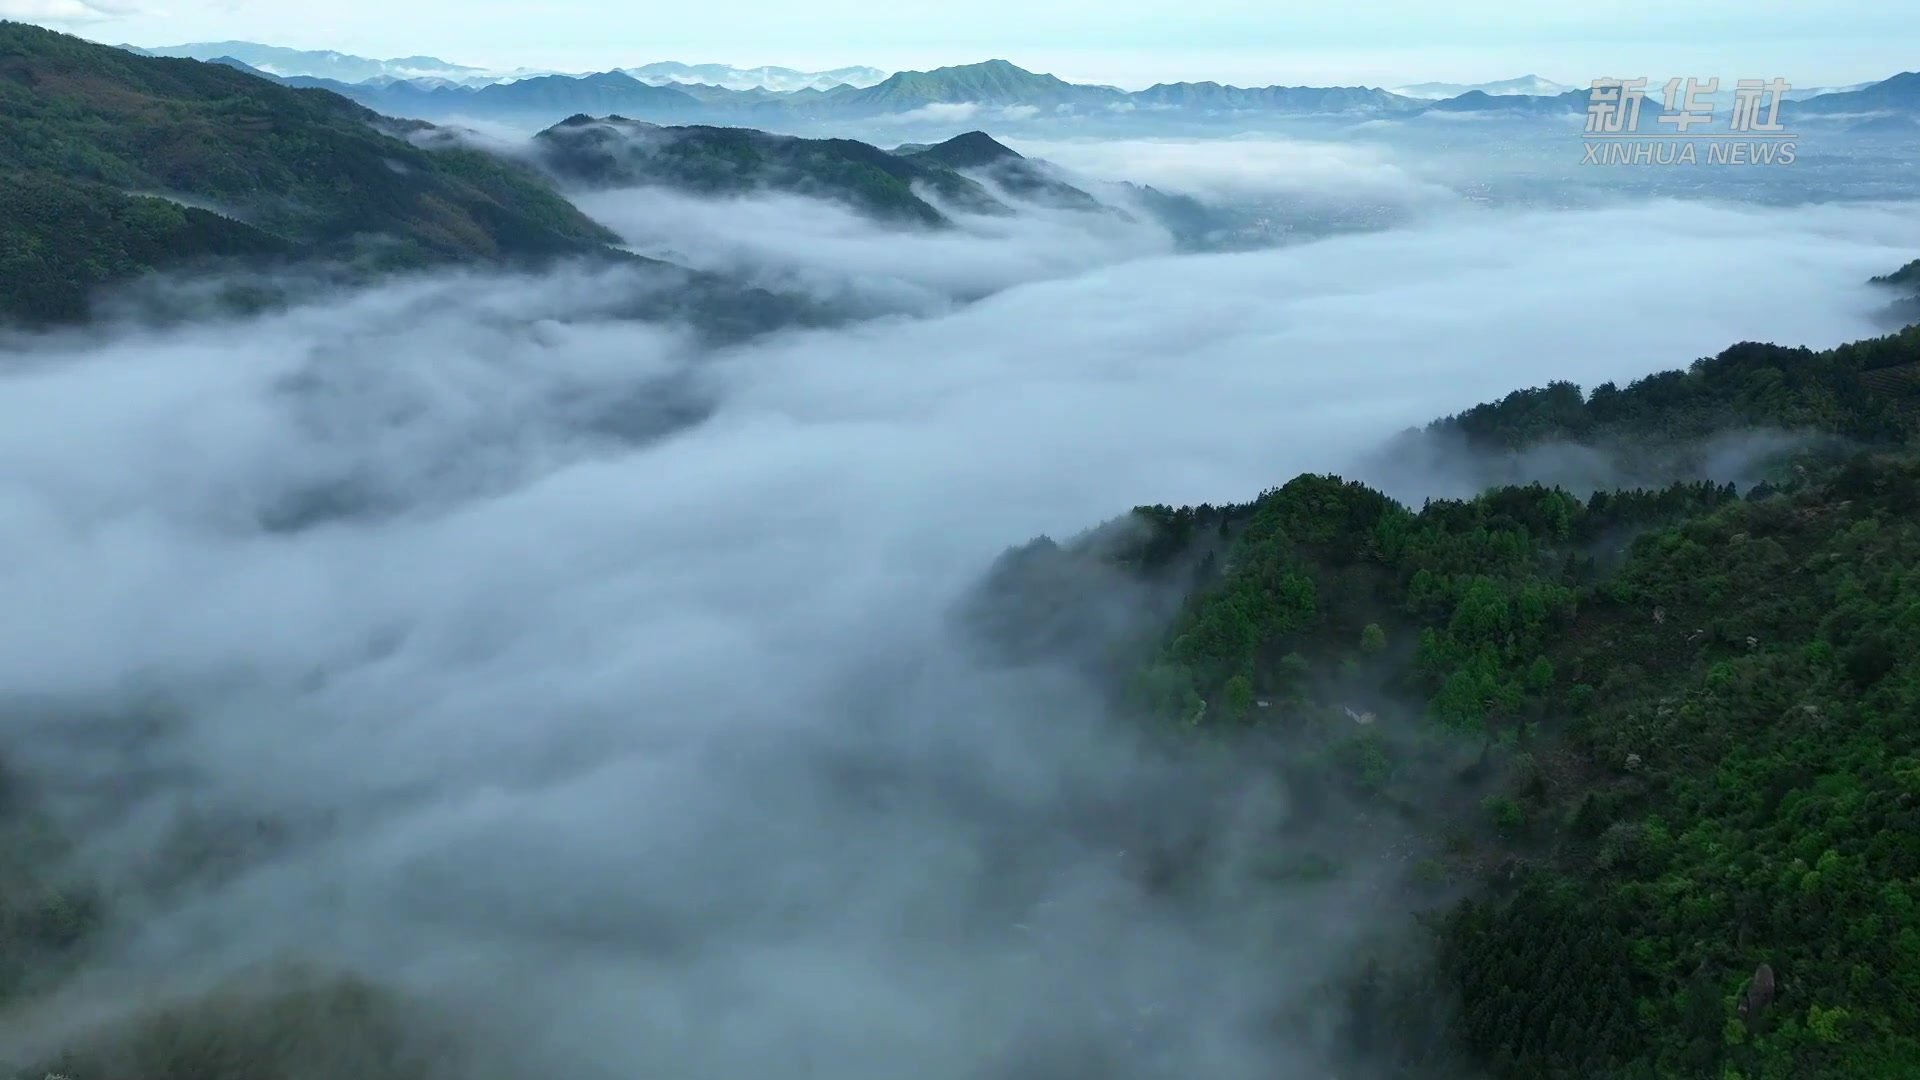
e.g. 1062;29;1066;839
3;155;1918;1076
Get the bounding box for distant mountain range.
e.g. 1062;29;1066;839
294;69;713;123
126;41;888;91
1393;75;1875;107
125;41;493;83
92;35;1920;149
1391;75;1574;100
3;21;1249;333
1395;74;1920;127
200;56;1434;125
1783;81;1877;101
169;50;1920;131
1418;87;1593;117
1791;72;1920;115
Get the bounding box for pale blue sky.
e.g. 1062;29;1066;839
5;0;1915;88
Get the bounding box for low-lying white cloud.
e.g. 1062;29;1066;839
1012;133;1460;206
570;185;1175;312
879;102;983;125
872;102;1061;127
2;195;1917;1077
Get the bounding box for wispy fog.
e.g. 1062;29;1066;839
570;186;1173;313
2;193;1916;1077
1010;133;1458;207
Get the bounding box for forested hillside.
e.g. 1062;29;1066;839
1872;259;1920;328
0;20;620;324
531;117;1094;226
973;323;1920;1079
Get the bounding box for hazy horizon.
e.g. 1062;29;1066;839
8;0;1917;90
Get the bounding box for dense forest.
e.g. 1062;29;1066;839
972;322;1920;1079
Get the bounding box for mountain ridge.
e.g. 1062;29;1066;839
530;115;1012;226
0;21;810;335
126;40;489;82
135;49;1920;130
128;40;890;91
109;45;1920;129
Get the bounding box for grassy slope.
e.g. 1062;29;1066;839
0;20;621;324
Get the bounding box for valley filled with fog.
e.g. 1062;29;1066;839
4;109;1920;1075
